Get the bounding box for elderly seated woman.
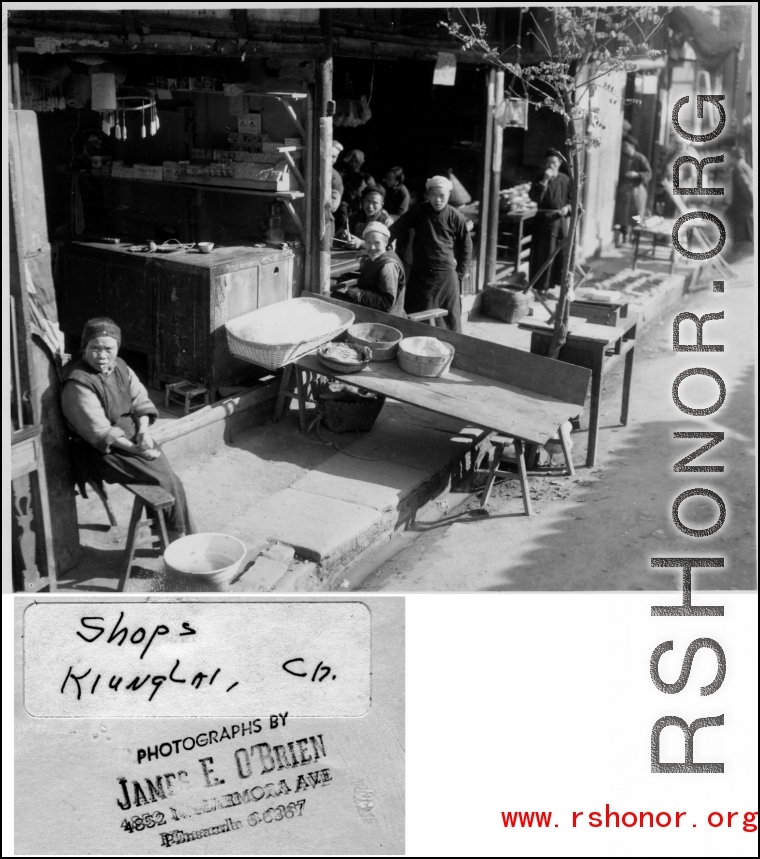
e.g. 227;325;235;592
62;317;196;541
332;222;406;316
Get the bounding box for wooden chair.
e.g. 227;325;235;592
117;484;175;592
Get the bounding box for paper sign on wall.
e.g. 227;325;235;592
433;52;457;86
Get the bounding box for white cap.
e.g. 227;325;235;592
332;140;344;153
426;175;453;193
363;221;391;240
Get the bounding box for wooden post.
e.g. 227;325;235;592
477;68;496;291
486;70;504;286
316;9;334;296
10;46;22;110
303;89;314;293
9;110;80;576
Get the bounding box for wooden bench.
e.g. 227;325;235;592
117;484;175;592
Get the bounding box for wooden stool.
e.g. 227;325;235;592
480;424;574;515
117;484;175;592
164;380;210;415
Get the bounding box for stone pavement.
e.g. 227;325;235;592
56;244;701;593
58;400;485;592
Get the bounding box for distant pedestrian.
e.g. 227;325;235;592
723;146;754;256
528;149;572;294
614;135;652;242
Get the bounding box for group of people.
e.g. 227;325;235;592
332;173;472;333
330;141;411;242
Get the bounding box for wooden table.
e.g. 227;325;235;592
631;221;693;275
274;297;592;509
519;315;637;467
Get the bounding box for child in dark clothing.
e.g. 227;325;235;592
384;167;410;217
388;176;472;332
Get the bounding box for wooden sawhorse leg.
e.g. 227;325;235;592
514;440;533;516
620;342;635;426
273;364;309;433
273;365;294;422
480;440;507;508
480;437;533;516
585;348;605;468
558;423;575;477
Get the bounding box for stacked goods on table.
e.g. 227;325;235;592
500;183;537;214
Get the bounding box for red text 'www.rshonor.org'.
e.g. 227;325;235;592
501;808;758;831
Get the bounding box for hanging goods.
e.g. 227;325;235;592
96;89;159;140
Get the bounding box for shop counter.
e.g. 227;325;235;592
61;241;302;398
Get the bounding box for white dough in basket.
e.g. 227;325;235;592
234;306;347;345
402;337;452;358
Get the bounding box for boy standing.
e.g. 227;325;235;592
389;176;472;332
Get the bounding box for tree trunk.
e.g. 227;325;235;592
548;122;581;359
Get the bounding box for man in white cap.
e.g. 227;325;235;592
332;221;406;316
388;175;472;332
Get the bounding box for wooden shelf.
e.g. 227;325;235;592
154;87;308;100
65;171;304;200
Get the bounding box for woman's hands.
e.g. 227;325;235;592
136;429;161;460
560;204;572;217
136;429;154;451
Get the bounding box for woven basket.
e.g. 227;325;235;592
316;382;385;433
317;343;372;374
225;298;355;370
482;284;531;324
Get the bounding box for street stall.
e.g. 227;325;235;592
51;76;311;400
224;295;593;518
6;7;611;591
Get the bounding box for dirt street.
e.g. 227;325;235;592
361;264;756;592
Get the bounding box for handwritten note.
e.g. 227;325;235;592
23;603;370;718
